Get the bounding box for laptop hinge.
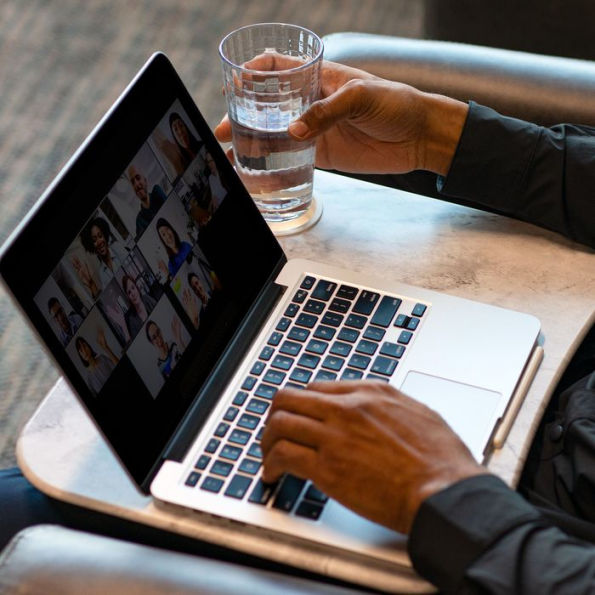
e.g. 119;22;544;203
140;257;287;491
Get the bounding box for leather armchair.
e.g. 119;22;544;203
0;525;364;594
322;32;595;127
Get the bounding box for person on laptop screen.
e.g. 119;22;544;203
215;56;595;593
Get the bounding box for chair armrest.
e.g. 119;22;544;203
322;32;595;127
0;525;364;594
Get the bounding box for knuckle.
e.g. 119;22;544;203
308;99;331;121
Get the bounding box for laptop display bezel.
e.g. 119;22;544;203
0;52;285;490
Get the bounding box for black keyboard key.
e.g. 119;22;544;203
229;429;251;446
345;313;367;329
380;342;405;358
201;476;224;493
304;299;325;315
185;471;201;487
259;346;274;361
305;339;328;355
263;369;286;385
239;458;261;475
238;414;260;430
341;368;364;380
223;406;239;422
322;355;345;371
311;280;337;302
285;382;305;389
337;285;358;300
348;354;372;370
370;296;402;327
367;373;389;383
398;330;413;345
280;340;302;356
288;327;310;342
355;339;378;355
220;444;243;461
363;326;386;341
272;475;306;512
298;353;321;369
233;391;248;406
214;422;230;437
225;474;253;499
337;328;360;343
267;332;283;346
293;289;308;303
241;376;257;391
211;460;233;477
313;325;336;340
328;298;351;314
353;291;380;315
195;454;211;470
254;384;277;400
407;317;420;331
394;314;409;328
250;361;265;376
371;356;398;376
276;317;291;331
248;442;263;459
304;484;329;503
321;312;344;328
300;276;316;290
330;341;352;357
295;500;324;520
246;398;270;415
249;479;276;504
289;367;313;383
412;303;427;317
271;354;294;370
296;313;318;328
284;303;299;317
205;438;220;453
256;427;264;441
315;369;337;381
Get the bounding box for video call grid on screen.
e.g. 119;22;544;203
34;100;228;399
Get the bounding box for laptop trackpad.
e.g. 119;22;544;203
400;371;501;460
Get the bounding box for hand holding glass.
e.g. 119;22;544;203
219;23;323;235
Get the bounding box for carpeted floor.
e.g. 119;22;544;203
0;1;424;467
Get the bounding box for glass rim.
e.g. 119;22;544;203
218;22;324;75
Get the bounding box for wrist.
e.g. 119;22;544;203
406;464;488;533
419;93;468;176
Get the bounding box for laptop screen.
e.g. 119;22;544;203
0;54;284;487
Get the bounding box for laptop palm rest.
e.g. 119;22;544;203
400;371;501;461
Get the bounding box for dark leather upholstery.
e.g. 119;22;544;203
323;32;595;127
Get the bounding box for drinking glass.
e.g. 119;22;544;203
219;23;324;235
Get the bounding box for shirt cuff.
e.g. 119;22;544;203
408;474;543;592
438;102;543;214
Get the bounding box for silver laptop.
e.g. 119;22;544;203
0;53;541;572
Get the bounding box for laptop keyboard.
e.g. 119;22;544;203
184;274;429;520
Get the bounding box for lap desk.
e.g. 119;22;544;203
17;171;595;593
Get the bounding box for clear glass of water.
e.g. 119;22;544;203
219;23;324;235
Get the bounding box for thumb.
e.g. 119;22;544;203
288;80;365;140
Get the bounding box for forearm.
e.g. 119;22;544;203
409;475;595;594
440;103;595;249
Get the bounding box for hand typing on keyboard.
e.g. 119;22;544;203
260;381;487;534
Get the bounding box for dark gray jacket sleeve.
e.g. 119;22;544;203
440;102;595;249
408;475;595;594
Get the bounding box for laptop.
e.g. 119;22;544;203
0;52;542;574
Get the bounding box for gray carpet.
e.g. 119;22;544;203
0;1;424;467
